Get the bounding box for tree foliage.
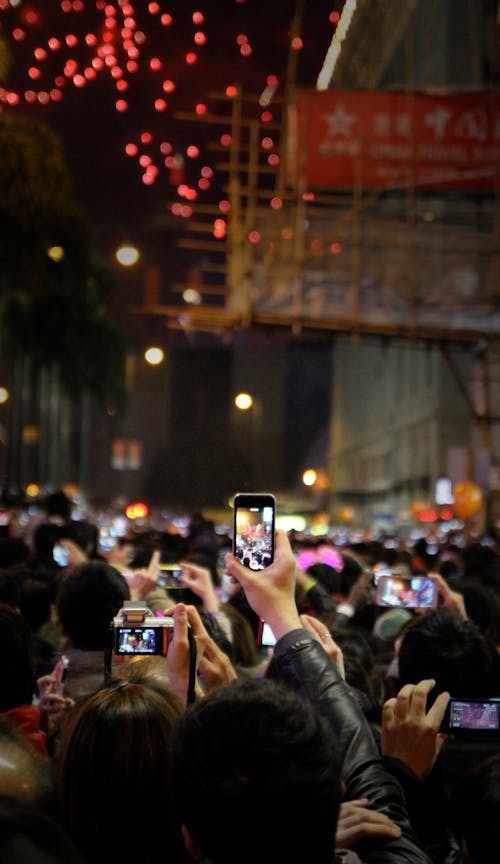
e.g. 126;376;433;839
0;112;128;413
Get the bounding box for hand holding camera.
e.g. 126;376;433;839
381;678;451;779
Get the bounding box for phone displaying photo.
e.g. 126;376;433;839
232;493;275;571
441;697;500;736
157;564;183;589
376;574;437;609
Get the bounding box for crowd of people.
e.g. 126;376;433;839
0;488;500;863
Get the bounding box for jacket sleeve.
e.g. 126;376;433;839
267;629;432;864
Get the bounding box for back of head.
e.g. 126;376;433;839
398;607;498;698
58;678;185;864
0;719;58;817
0;568;21;608
307;562;341;595
171;677;341;864
0;603;34;710
450;753;500;864
56;561;129;650
59;520;98;557
32;522;61;562
0;795;83;864
0;538;30;569
18;571;58;633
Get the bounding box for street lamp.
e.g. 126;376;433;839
144;347;165;365
115;244;140;266
234;392;253;410
302;468;317;487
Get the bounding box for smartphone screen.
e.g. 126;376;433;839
157;564;183;588
232;493;275;571
376;574;437;609
441;698;500;735
53;544;70;568
257;618;277;647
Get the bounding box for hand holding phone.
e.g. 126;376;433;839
225;525;302;645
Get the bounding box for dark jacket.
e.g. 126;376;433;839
267;629;432;864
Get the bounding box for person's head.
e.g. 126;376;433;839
0;568;20;608
59;520;98;558
58;677;185;864
171;677;342;864
56;561;130;650
397;607;498;699
449;753;500;864
17;571;58;633
306;562;341;595
0;603;34;710
0;538;30;569
32;522;61;561
0;719;58;817
0;795;83;864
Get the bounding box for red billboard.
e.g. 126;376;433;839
292;90;500;190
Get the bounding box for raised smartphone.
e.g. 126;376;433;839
376;574;437;609
232;493;276;571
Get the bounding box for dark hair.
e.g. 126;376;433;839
0;604;34;710
450;753;500;863
56;562;129;650
32;522;62;559
59;520;98;557
307;562;341;595
398;607;498;699
18;571;58;633
0;795;83;864
0;538;30;569
171;677;342;864
58;679;186;864
0;718;58;817
0;568;21;608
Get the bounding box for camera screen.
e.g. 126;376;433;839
157;565;183;589
115;626;164;655
234;505;274;571
448;699;500;731
377;575;436;609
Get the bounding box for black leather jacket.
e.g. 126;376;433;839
267;629;432;864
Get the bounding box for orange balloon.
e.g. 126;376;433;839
452;482;483;520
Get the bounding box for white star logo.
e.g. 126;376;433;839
322;104;357;137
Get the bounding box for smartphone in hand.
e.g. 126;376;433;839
232;493;276;571
376;574;437;609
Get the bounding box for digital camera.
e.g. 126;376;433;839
111;601;174;657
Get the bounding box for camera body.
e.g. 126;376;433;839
440;697;500;737
112;601;174;656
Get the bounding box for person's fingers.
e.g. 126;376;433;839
382;696;397;722
407;679;436;719
393;683;415;720
184;604;209;638
172;603;190;646
426;690;450;728
147;549;161;581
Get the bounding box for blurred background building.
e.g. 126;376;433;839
0;0;498;529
